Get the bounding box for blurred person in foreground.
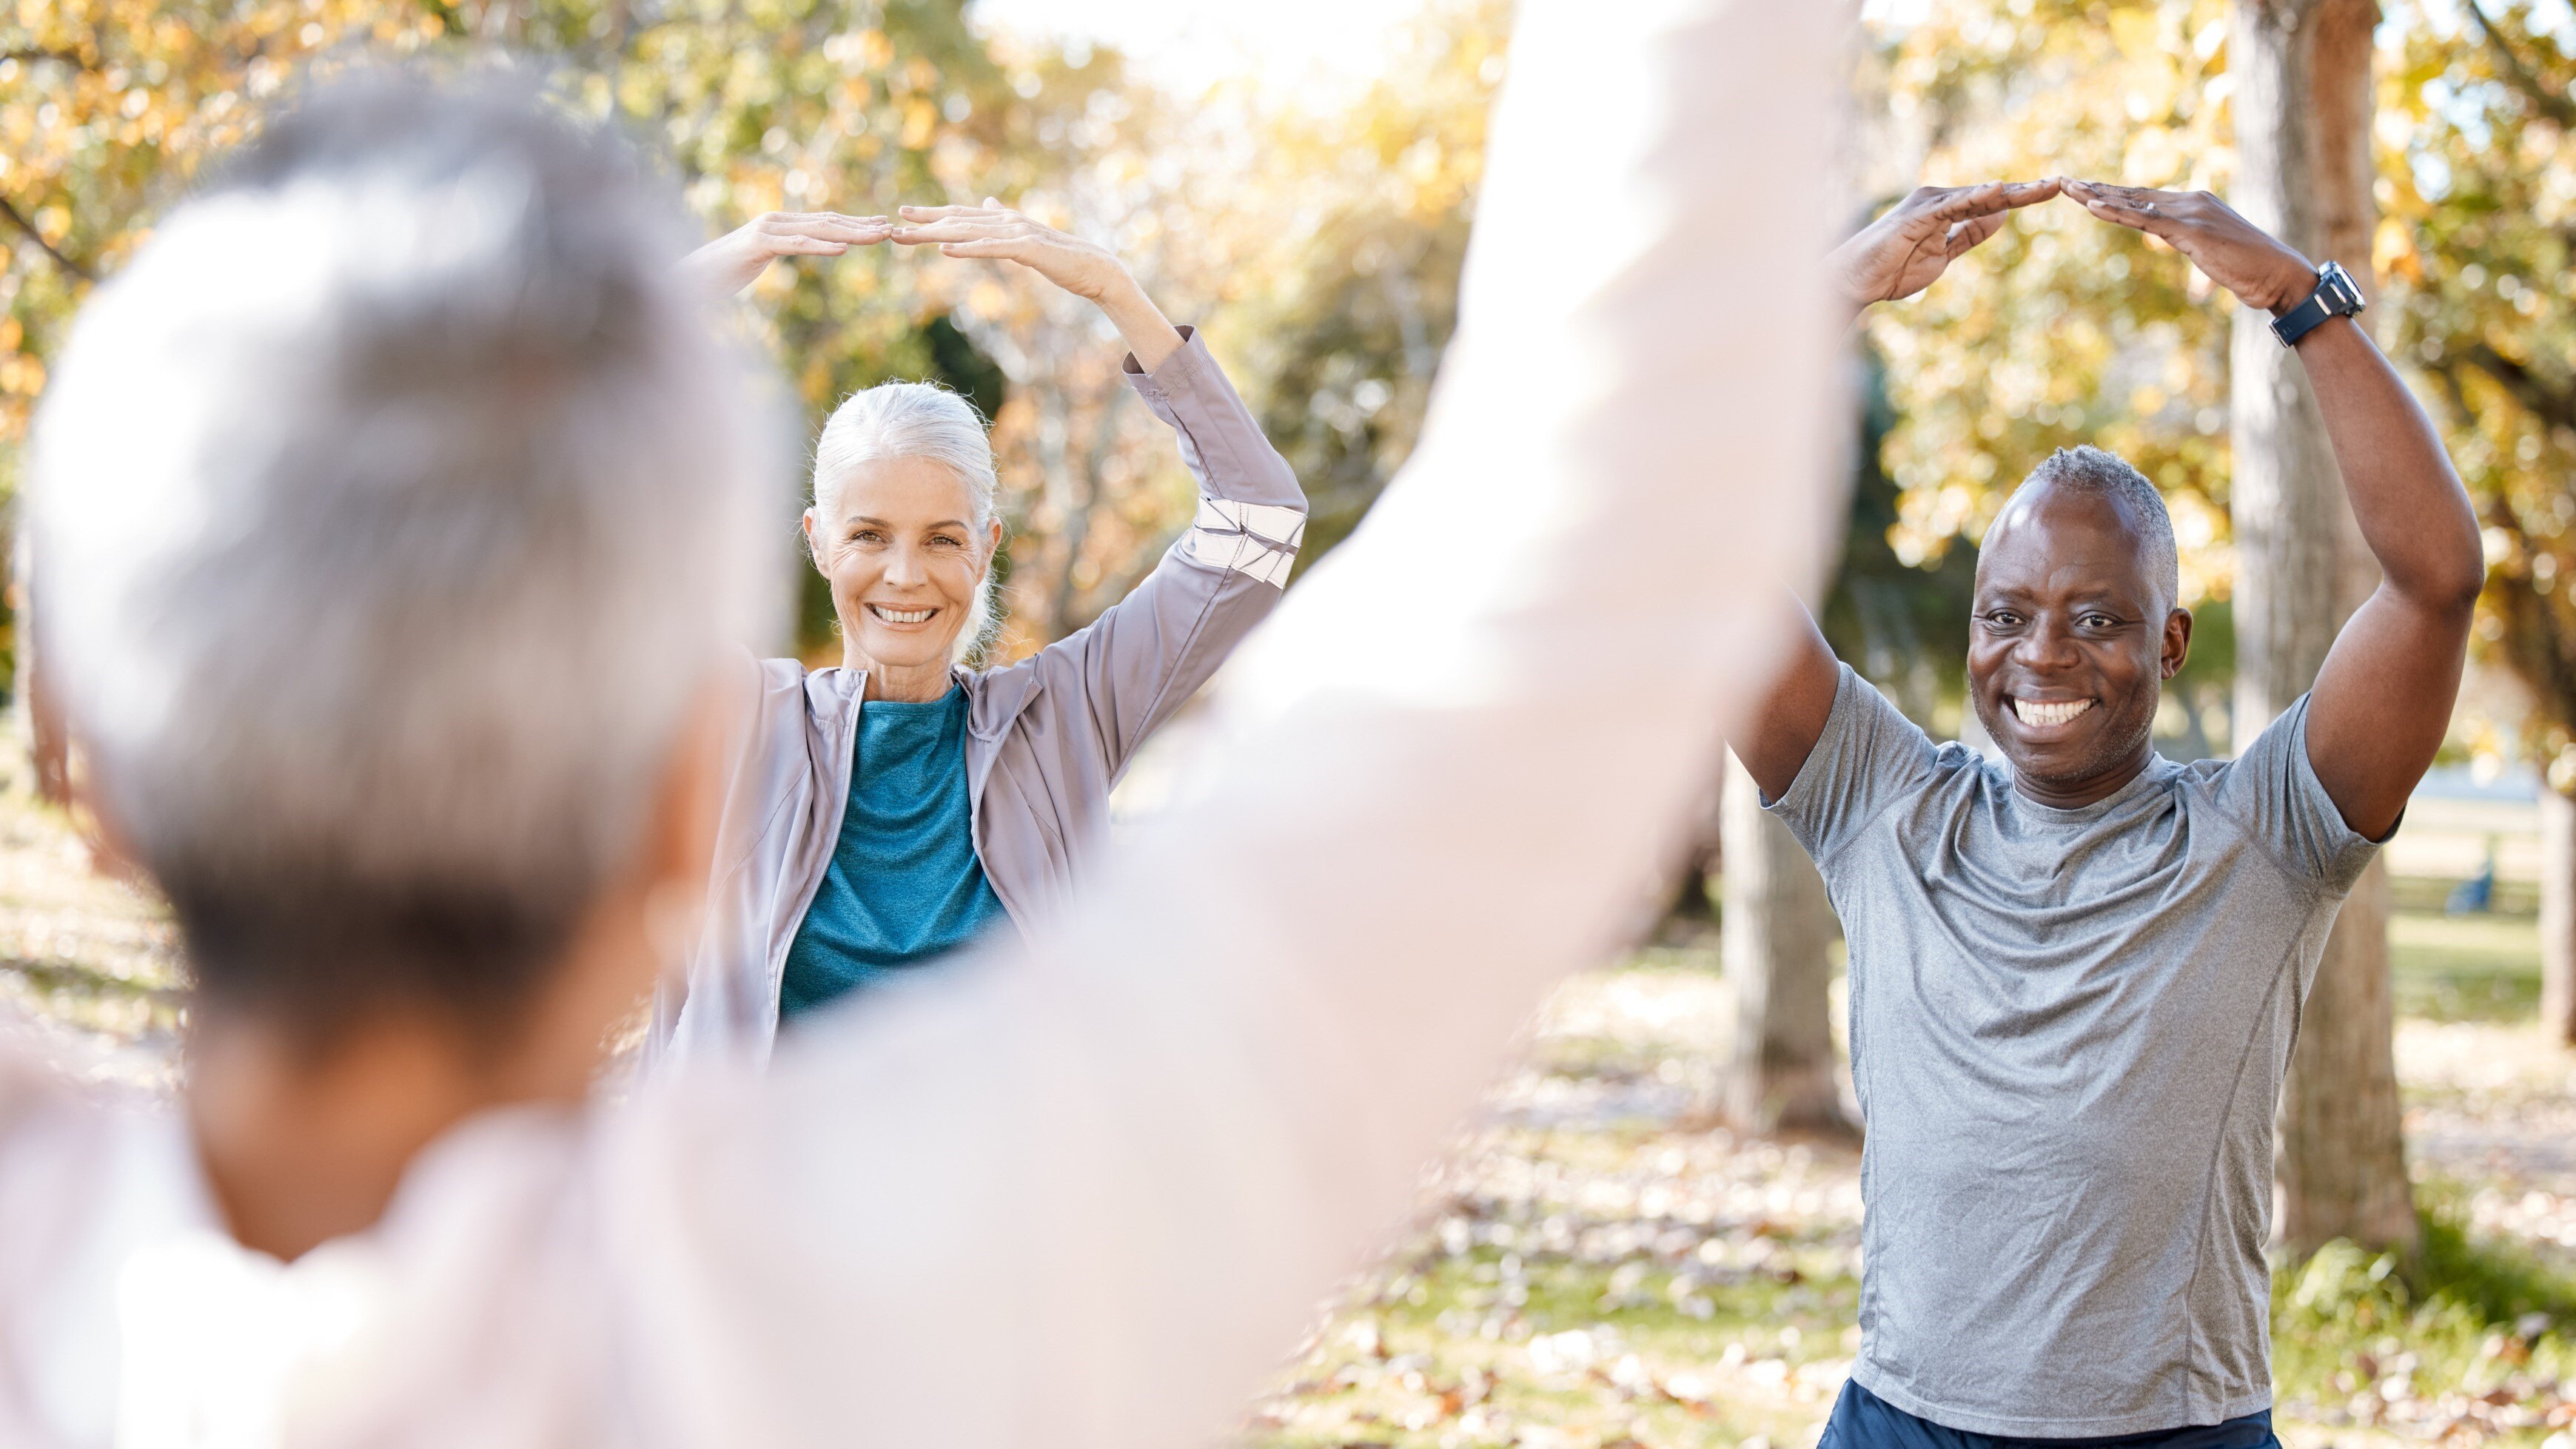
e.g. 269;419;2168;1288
646;201;1304;1055
1738;178;2482;1446
0;1;1845;1442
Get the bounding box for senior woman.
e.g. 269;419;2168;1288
649;202;1307;1058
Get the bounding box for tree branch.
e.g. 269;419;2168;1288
2460;340;2576;438
0;48;93;70
2439;354;2576;732
0;192;94;283
2463;1;2576;129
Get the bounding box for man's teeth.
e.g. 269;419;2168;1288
2013;698;2095;727
871;605;935;624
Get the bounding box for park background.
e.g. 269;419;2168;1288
9;0;2576;1443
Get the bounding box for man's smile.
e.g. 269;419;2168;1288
2009;696;2096;729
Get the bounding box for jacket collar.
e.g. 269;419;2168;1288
808;661;1042;744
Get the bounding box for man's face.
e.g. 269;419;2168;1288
1967;484;2190;802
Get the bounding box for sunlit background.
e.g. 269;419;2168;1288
12;1;2576;1442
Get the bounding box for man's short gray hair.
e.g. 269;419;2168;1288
2019;445;2181;611
27;73;785;1038
812;381;1002;664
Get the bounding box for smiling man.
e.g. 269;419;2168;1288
1734;178;2486;1447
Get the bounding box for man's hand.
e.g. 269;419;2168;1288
2061;181;2319;312
1829;180;2061;312
891;199;1185;370
680;212;892;300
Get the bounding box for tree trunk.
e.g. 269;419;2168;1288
2231;0;2418;1261
1720;751;1854;1139
2543;784;2576;1047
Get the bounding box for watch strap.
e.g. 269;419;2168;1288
2270;263;2361;349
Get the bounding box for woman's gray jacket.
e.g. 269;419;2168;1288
645;330;1306;1066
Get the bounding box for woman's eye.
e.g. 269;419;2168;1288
931;534;962;548
851;530;883;544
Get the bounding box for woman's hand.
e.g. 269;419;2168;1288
1830;179;2061;313
680;212;891;300
891;200;1185;370
2062;180;2320;313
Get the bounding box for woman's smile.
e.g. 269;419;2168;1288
866;603;939;626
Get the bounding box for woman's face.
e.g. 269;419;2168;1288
803;456;999;672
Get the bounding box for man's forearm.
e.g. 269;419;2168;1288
2294;315;2484;608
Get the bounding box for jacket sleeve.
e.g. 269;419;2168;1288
1013;326;1307;776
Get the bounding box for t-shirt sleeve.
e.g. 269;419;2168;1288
1763;663;1941;865
2213;691;2382;894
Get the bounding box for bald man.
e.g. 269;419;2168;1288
1734;179;2483;1446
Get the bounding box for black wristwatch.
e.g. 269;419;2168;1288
2270;260;2366;348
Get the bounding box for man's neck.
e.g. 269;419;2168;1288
2011;744;2156;811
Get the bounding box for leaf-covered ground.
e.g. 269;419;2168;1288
1;750;2573;1448
1244;954;2576;1449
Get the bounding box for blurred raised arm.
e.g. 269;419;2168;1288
611;3;1854;1445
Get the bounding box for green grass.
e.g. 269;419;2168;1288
2270;1193;2576;1438
2389;907;2542;1024
2390;873;2542;918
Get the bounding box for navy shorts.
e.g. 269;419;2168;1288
1819;1380;2282;1449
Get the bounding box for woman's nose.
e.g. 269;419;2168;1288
882;545;926;585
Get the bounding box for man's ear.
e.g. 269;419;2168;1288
2161;606;2194;680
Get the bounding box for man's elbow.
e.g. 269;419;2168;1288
2403;542;2488;625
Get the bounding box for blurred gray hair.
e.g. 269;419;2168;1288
2019;445;2181;611
812;382;1002;664
27;73;785;1038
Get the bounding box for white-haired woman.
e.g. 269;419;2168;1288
651;202;1307;1055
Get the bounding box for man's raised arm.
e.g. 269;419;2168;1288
2067;180;2483;839
1735;179;2061;801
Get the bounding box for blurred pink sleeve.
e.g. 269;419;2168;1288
601;1;1856;1444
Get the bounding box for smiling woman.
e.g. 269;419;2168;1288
809;386;1007;673
651;202;1309;1049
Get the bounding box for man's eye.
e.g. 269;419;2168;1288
2082;613;2118;628
1985;611;2023;627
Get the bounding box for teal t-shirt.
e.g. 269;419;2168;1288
779;687;1007;1019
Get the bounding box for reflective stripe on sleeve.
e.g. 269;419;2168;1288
1183;498;1304;588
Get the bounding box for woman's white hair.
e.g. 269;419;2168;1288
811;382;1003;665
24;72;785;1034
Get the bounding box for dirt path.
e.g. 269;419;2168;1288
2401;1021;2576;1269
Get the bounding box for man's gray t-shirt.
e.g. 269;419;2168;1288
1769;666;2378;1437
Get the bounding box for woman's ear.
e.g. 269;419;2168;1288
984;517;1004;568
801;508;829;574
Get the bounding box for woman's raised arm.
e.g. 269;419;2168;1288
890;200;1185;370
680;211;891;300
